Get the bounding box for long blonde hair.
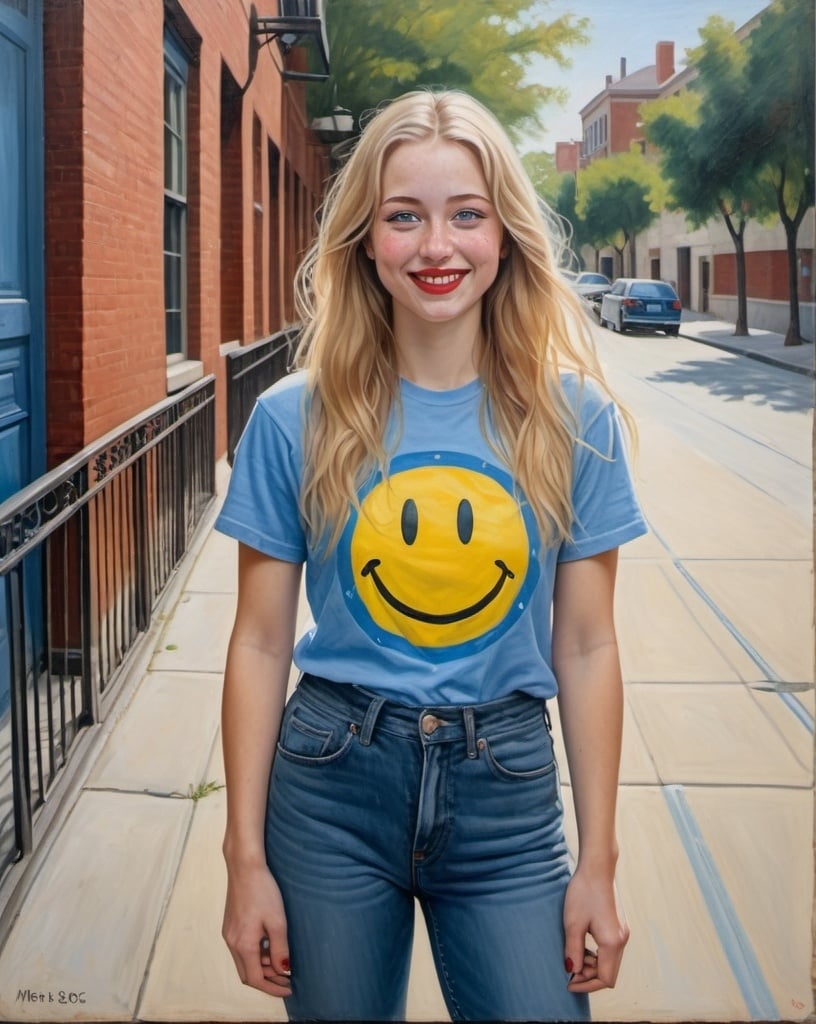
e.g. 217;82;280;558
294;89;619;551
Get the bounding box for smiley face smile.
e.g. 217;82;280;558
360;557;515;624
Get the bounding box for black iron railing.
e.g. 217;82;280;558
226;327;299;464
0;376;215;882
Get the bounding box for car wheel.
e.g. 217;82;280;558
667;326;680;337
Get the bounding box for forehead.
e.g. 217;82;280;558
380;138;488;194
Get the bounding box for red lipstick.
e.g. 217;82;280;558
410;269;469;295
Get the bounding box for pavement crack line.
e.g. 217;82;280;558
647;521;814;735
663;784;778;1020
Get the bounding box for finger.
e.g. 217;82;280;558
236;936;292;996
563;928;587;979
596;944;624;989
568;947;599;982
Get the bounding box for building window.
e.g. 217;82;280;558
164;30;188;360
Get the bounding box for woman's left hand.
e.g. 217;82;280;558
562;866;629;993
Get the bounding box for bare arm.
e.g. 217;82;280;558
221;543;303;997
552;548;630;993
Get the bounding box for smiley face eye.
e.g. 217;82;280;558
401;498;418;545
457;499;473;544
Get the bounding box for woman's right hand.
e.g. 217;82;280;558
222;859;292;997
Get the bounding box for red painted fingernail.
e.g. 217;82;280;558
565;957;574;973
281;957;291;973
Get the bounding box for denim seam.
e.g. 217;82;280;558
422;900;464;1021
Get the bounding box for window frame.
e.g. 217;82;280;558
163;28;188;365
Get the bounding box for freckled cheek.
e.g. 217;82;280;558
372;236;411;263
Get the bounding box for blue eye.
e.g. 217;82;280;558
454;209;484;222
387;211;419;224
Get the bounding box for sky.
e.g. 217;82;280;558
522;0;766;151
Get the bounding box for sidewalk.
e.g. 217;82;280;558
678;311;815;377
0;323;812;1022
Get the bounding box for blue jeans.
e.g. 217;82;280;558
265;673;589;1022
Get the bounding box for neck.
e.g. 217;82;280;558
393;312;483;391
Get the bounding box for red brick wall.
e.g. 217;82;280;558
43;0;86;464
610;99;644;154
713;249;809;300
42;0;327;464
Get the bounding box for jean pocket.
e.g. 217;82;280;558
276;697;355;765
480;716;556;781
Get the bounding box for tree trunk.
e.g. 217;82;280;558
719;201;749;335
629;232;637;277
775;170;808;346
733;233;749;337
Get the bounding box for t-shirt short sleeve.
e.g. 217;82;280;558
214;389;307;563
557;394;647;563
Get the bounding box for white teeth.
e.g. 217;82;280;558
415;273;462;285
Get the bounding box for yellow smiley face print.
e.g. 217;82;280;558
338;453;539;658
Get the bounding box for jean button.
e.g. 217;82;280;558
421;714;441;735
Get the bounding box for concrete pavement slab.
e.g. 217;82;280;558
149;592;237;675
688;560;814;684
0;791;191;1022
682;786;813;1019
562;786;750;1022
183;528;238;595
88;672;222;796
745;685;814;772
138;789;286;1023
139;736;450;1022
615;561;762;683
680;320;815;378
626;682;812;786
619;526;666;560
634;434;810;560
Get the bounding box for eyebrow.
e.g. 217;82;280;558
381;193;491;205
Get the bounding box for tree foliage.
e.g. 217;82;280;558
521;151;562;205
575;149;666;274
744;0;815;344
310;0;589;142
643;16;778;335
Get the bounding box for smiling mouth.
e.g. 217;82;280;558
410;270;469;295
360;559;515;624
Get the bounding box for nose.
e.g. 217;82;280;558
419;219;454;262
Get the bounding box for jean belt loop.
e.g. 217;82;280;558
463;706;478;759
359;695;387;746
543;700;552;733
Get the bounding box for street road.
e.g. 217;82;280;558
573;326;814;1022
597;327;812;527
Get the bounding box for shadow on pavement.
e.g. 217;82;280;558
647;354;813;414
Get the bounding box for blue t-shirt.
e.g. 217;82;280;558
215;372;647;704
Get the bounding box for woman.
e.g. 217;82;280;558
216;89;646;1022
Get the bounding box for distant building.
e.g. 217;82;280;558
579;43;675;166
555;8;814;339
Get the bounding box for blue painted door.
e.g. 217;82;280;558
0;0;46;868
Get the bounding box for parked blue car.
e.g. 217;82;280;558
600;278;682;336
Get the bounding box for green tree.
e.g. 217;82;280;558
643;17;776;336
311;0;589;142
575;148;666;276
521;151;562;206
552;171;593;269
745;0;814;345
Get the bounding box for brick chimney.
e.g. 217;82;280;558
656;41;675;84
